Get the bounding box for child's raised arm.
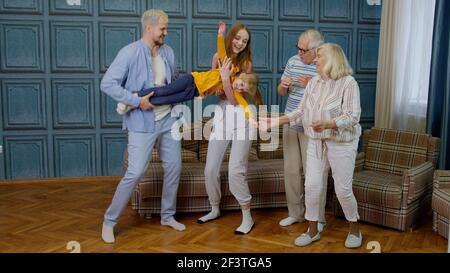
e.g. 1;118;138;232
217;21;227;65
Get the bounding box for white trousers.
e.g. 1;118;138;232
305;138;360;222
204;103;255;206
283;127;328;222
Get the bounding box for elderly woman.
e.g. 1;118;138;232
260;43;362;248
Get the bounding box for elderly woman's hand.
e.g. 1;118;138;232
259;117;279;131
311;120;336;133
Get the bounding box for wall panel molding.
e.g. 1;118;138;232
248;25;273;73
356;77;377;123
357;29;380;73
319;0;353;23
2;79;46;130
278;26;308;73
99;0;143;17
50;21;94;72
99;22;140;72
237;0;273;20
4;135;48;179
54;134;96;177
0;21;44;72
193;0;231;19
279;0;314;22
193;24;217;71
166;24;187;73
49;0;93;15
320;27;354;65
101;133;127;176
52;79;95;129
100;91;123;128
148;0;187;18
0;0;43;14
358;0;382;24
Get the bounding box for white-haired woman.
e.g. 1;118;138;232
260;43;362;248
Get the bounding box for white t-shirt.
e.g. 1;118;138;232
152;54;171;121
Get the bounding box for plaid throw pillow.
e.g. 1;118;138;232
364;128;429;175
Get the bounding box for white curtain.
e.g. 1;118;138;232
374;0;436;132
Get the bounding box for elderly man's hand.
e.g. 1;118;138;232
280;77;292;90
298;76;311;88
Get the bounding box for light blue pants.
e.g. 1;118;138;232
104;115;181;227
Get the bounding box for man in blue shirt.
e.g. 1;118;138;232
100;9;184;244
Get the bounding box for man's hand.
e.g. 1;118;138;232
139;92;155;111
218;21;226;35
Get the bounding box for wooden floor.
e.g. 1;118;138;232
0;177;447;253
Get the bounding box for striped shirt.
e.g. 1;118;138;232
287;75;361;142
282;55;317;131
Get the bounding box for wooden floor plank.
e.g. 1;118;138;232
0;177;447;253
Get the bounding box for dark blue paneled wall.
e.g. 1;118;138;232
0;0;381;179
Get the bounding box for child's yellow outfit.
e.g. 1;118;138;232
191;35;252;119
134;35;253;119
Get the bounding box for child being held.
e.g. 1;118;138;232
116;21;262;119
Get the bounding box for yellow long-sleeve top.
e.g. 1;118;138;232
191;35;252;119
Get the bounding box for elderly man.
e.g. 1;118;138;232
100;9;184;244
277;30;328;231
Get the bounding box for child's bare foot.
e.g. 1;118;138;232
218;21;226;35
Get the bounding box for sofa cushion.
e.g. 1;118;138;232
180;123;201;153
432;188;450;219
257;124;284;160
198;145;259;162
258;140;284;160
352;170;403;209
364;128;429;176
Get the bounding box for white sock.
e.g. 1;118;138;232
307;222;326;233
161;218;186;231
235;208;254;234
198;206;220;223
116;94;138;115
101;223;115;244
279;216;301;227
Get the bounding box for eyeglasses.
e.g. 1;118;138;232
296;45;314;54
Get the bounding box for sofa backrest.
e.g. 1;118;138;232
257;126;284;160
363;127;439;175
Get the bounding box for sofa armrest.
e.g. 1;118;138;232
433;170;450;190
402;161;434;205
354;152;365;172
